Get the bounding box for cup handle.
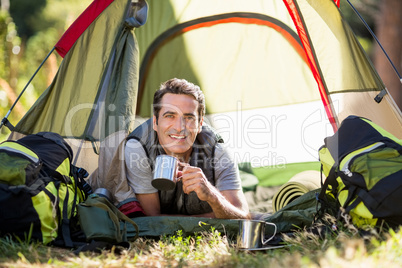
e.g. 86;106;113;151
262;222;277;246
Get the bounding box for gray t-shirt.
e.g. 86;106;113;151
124;139;242;194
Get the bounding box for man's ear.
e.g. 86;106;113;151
153;115;158;131
198;117;204;134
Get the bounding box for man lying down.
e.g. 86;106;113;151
121;78;250;219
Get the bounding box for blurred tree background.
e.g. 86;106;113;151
0;0;401;142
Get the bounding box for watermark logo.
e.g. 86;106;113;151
62;100;334;168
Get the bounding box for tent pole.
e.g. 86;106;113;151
0;47;56;131
346;0;402;83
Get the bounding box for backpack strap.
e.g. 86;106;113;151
317;165;339;203
60;185;74;248
59;166;91;248
344;188;378;215
315;165;339;222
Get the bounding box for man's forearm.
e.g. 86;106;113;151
207;189;249;219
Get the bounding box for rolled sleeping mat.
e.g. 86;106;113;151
272;170;321;212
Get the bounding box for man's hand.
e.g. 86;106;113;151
179;163;249;219
179;165;218;201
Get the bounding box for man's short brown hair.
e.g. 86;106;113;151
153;78;205;122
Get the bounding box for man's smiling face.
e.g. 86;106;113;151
153;93;203;162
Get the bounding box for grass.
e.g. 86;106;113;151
1;221;402;268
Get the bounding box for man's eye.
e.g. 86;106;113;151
185;116;196;121
165;114;174;118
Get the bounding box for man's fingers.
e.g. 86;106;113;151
176;162;190;180
178;165;212;200
182;181;195;194
181;165;202;175
181;175;198;187
177;162;190;171
182;179;203;194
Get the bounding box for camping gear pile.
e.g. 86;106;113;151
0;132;139;250
317;115;402;229
1;0;402;248
0;132;89;246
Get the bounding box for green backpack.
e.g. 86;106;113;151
317;116;402;228
0;132;91;246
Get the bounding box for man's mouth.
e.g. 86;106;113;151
169;134;186;140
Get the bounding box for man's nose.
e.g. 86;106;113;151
173;116;186;131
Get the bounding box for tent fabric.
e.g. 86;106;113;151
9;0;148;175
263;188;322;234
134;0;390;120
134;0;325;166
3;0;401;239
8;0;402;172
284;0;339;130
292;0;401;137
13;0;142;138
253;161;321;187
55;0;115;58
4;0;402;231
132;0;402;168
332;91;402;138
87;133;137;205
135;0;319;117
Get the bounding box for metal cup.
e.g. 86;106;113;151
237;220;277;249
152;155;179;191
